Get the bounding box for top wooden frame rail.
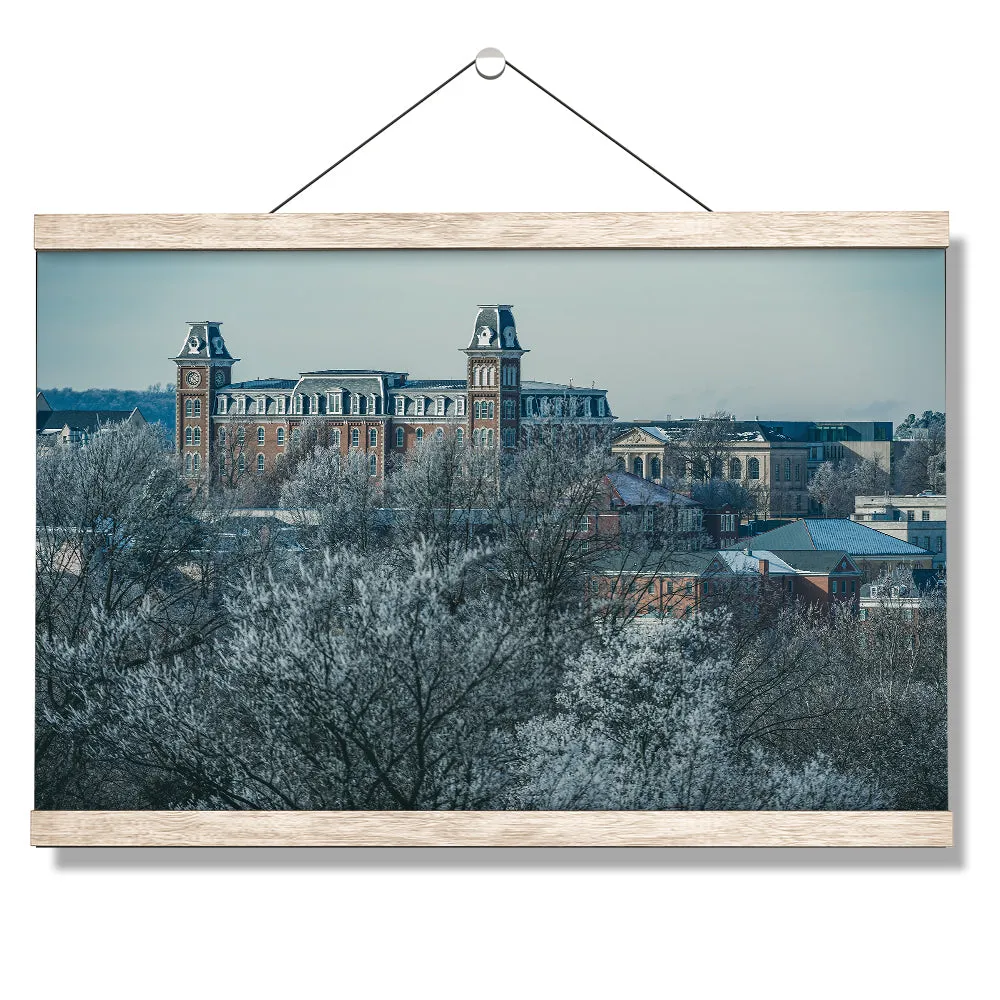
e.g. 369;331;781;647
34;212;949;251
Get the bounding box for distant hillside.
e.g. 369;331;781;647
39;386;177;433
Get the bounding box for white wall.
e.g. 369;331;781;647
4;2;995;997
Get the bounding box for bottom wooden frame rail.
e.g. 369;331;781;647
30;809;952;847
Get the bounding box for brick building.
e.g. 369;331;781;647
171;306;615;484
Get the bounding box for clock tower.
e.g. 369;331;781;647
171;321;239;481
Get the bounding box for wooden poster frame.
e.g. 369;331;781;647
32;211;953;847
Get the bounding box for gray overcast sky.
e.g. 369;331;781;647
37;248;944;425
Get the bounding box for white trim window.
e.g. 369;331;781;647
396;427;404;448
185;398;193;417
193;427;201;446
331;429;341;447
277;395;286;415
238;396;247;415
350;394;359;415
368;428;377;447
332;392;343;415
369;394;377;415
456;428;464;447
456;396;465;416
217;396;227;414
257;454;265;473
597;397;605;417
369;453;377;476
218;428;226;447
435;428;444;441
294;394;303;415
436;396;445;416
416;397;425;416
257;396;266;415
351;428;359;448
415;428;424;443
276;427;285;445
395;396;405;415
257;427;265;446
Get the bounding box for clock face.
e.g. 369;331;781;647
213;369;226;387
185;370;202;387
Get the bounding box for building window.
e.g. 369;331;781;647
276;427;285;445
851;580;856;593
784;458;791;481
369;428;377;447
395;396;404;415
488;401;495;419
435;428;444;441
395;427;404;448
685;581;693;595
632;456;644;478
904;608;914;622
218;397;227;414
922;510;930;521
416;428;424;443
907;509;915;521
457;397;465;416
192;427;201;446
219;428;226;447
238;454;245;474
456;428;464;447
184;427;193;445
277;395;286;415
351;428;359;448
416;397;425;416
350;395;359;415
729;457;742;479
331;429;341;447
332;393;342;415
598;398;605;417
368;395;376;415
924;536;931;550
257;454;265;473
185;398;193;417
936;536;944;553
257;427;265;446
255;397;264;415
436;396;445;416
794;462;800;481
218;456;226;477
859;607;867;621
184;453;192;475
748;457;760;480
369;454;377;476
666;581;674;595
291;429;301;444
192;453;200;474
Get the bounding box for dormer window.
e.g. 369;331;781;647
257;396;266;415
312;394;321;414
395;396;404;415
277;395;286;415
238;396;247;415
217;396;227;414
416;397;425;416
294;394;303;415
369;394;377;415
350;394;359;415
597;398;605;417
456;396;466;416
436;396;445;416
332;392;342;415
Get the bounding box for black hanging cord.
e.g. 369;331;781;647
269;56;711;213
269;60;476;213
505;61;712;212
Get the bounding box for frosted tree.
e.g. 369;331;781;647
508;616;885;810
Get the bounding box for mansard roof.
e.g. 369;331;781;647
467;304;523;351
403;379;467;391
172;321;236;362
222;378;298;392
38;408;144;433
522;380;605;395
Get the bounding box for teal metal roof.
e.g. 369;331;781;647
729;519;930;556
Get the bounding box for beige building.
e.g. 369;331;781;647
611;421;809;519
853;493;947;567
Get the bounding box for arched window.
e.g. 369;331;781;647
184;427;193;445
369;454;377;476
369;428;377;447
194;399;201;417
218;456;226;477
238;454;245;474
396;427;404;448
651;457;661;480
331;429;340;447
456;428;464;447
184;453;192;475
488;367;495;386
291;429;301;444
192;453;200;474
276;427;285;445
730;457;742;480
488;401;495;419
192;427;201;446
435;428;444;441
633;456;644;478
219;428;226;446
785;458;791;481
416;428;424;443
237;427;245;444
257;427;265;446
748;457;760;480
257;454;265;473
185;399;193;417
487;429;494;447
351;428;359;448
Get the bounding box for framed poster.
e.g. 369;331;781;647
32;212;952;846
